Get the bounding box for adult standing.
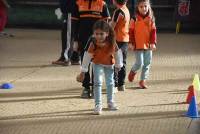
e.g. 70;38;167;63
52;0;80;66
73;0;111;98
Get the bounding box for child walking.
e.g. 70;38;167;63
77;20;123;115
110;0;130;91
128;0;157;89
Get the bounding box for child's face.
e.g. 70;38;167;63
138;2;149;16
94;29;108;45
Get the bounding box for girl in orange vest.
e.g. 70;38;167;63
128;0;157;89
77;20;123;115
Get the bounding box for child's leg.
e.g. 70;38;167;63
105;66;118;110
104;66;114;104
93;64;104;107
140;50;152;80
131;50;144;72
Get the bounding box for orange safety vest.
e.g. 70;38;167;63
76;0;104;18
130;15;155;49
88;42;117;65
113;5;130;42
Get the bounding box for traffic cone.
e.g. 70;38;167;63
192;74;200;91
192;74;200;104
0;83;13;89
186;96;199;118
186;85;195;104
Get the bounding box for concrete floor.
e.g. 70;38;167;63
0;29;200;134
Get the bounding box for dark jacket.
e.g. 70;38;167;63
59;0;76;14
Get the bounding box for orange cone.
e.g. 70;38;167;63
186;85;195;104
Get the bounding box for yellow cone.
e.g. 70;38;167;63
193;74;200;104
192;74;200;91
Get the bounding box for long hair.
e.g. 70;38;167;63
135;0;155;22
93;20;116;46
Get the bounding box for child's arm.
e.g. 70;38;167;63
114;49;123;69
81;36;95;72
129;17;135;48
81;51;92;72
110;9;124;29
76;37;94;82
101;1;111;22
150;22;157;50
76;51;92;82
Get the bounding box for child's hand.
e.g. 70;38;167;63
115;67;121;73
128;43;134;50
150;44;156;50
76;72;85;83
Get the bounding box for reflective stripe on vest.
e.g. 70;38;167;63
77;0;104;18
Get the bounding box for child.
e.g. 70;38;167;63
110;0;130;91
128;0;157;89
77;20;123;115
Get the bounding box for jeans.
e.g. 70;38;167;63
93;64;114;106
114;42;128;87
131;50;152;80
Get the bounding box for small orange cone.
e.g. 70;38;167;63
186;85;195;104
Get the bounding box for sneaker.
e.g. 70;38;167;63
63;61;71;66
0;32;14;37
81;88;90;98
52;59;71;66
93;104;102;115
139;80;148;89
128;71;136;82
118;85;125;91
113;87;118;94
52;59;64;65
71;60;80;65
107;102;118;111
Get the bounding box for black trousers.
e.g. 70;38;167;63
114;42;128;87
60;18;69;60
60;15;79;62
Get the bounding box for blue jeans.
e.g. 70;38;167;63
131;50;152;80
93;64;114;106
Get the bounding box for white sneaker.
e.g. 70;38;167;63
93;105;102;115
113;87;118;94
107;102;118;111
